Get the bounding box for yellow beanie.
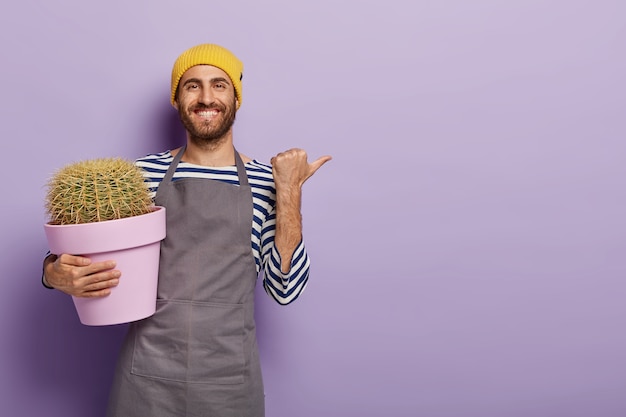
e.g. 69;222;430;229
170;44;243;108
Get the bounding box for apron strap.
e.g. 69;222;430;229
162;145;186;184
233;149;249;187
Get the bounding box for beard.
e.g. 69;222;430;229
178;97;237;148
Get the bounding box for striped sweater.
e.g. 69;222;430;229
135;150;309;305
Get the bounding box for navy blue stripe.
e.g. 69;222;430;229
248;182;274;193
269;251;282;271
251;191;273;205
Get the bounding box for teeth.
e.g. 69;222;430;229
197;110;218;117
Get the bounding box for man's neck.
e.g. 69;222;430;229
182;134;236;167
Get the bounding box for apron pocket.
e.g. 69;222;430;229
131;299;245;385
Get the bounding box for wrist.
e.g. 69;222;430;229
41;253;57;289
42;274;54;289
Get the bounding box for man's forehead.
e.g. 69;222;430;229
180;65;230;83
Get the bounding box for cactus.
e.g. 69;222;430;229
45;158;154;225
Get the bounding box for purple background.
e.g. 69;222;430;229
2;1;625;416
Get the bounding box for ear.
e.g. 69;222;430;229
172;86;181;109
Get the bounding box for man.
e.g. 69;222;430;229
43;43;331;417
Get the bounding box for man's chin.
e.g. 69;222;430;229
190;123;222;138
192;132;221;141
189;130;227;144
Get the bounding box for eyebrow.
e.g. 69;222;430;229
210;77;231;85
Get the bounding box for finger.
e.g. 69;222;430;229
58;253;92;267
85;275;119;291
308;155;332;175
83;260;117;275
76;273;120;297
81;287;115;298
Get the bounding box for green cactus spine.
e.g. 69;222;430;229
45;158;154;225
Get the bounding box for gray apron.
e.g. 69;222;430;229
107;147;264;417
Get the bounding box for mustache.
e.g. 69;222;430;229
191;103;225;112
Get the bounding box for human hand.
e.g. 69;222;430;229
43;254;120;298
270;148;332;188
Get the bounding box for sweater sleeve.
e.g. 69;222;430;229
41;251;55;289
260;206;311;305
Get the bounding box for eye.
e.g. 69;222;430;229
185;83;199;90
214;83;226;90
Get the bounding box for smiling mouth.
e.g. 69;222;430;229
195;109;220;119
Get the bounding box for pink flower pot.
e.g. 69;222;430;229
44;206;166;326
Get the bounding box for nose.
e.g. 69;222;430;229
198;86;214;105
